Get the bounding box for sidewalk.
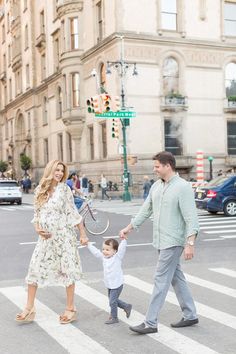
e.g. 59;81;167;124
22;193;143;207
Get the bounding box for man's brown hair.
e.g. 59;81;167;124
153;151;176;171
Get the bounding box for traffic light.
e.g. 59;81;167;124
86;97;94;113
112;95;121;112
101;94;111;112
112;118;120;139
92;95;102;114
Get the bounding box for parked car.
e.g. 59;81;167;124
0;180;22;205
195;175;236;216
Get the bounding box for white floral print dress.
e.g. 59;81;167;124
25;183;83;287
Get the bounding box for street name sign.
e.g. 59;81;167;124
95;111;136;118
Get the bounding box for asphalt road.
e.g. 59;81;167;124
0;198;236;354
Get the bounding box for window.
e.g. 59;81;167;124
5;117;8;140
72;73;80;107
100;63;106;91
27;112;31;131
164;119;182;155
96;1;103;42
43;96;48;125
9;78;12;101
24;0;27;11
225;62;236;97
15;70;22;95
57;86;63;118
67;132;73;162
101;122;107;158
26;64;30;88
224;2;236;36
7;13;10;32
58;133;63;160
40;10;45;34
44;138;49;164
54;37;60;71
70;17;79;49
163;57;179;95
89;126;94;160
41;54;46;81
2;23;5;43
8;44;11;66
3;53;6;71
25;25;28;49
4;85;7;105
227;121;236;155
161;0;177;31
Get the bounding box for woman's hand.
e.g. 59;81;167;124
35;226;51;240
80;234;89;245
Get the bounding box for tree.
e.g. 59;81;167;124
0;160;8;177
20;154;32;176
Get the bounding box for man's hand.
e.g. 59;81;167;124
80;235;89;245
184;245;194;260
119;224;133;239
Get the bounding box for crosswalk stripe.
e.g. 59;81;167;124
75;282;219;354
184;273;236;298
201;225;236;229
0;286;111;354
0;207;15;211
200;220;236;225
124;275;236;330
204;230;236;234
209;268;236;278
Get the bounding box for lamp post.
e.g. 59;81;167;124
106;36;138;201
208;156;214;180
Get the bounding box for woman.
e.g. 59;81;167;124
100;174;111;200
15;160;88;324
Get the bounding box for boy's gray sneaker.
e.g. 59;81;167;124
105;318;119;325
124;304;132;318
129;322;158;334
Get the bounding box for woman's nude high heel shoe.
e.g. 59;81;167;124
15;307;36;323
59;309;77;324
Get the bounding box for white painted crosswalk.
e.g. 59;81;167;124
0;267;235;354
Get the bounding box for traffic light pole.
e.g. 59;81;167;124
106;35;137;201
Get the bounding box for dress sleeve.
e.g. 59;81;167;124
64;184;83;227
31;186;40;224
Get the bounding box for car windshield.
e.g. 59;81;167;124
0;181;19;187
206;176;231;187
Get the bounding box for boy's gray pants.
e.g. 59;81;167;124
145;246;197;328
108;284;129;319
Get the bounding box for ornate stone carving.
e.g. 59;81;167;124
57;1;83;18
184;50;224;67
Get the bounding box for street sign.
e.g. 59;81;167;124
95;111;136;118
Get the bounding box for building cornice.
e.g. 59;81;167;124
80;31;236;62
57;0;83;18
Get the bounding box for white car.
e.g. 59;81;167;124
0;180;22;205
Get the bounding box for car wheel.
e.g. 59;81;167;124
17;200;22;205
208;211;218;214
223;200;236;216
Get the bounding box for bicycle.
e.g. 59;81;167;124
77;196;110;235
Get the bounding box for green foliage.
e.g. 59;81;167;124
20;154;32;173
166;92;184;99
228;95;236;102
0;160;8;173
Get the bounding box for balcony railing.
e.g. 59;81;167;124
35;33;46;50
224;97;236;113
161;95;188;111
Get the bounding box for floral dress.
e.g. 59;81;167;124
25;183;83;287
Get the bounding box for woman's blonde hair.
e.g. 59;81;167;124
35;160;68;208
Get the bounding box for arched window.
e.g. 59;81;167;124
100;63;106;92
163;57;179;95
225;62;236;97
72;73;80;107
43;96;48;124
57;86;63;117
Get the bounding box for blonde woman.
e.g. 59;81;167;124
15;160;88;324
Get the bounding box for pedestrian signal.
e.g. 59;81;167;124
113;96;121;112
101;94;111;112
86;97;94;113
112;118;120;139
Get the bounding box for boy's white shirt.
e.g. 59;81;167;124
87;239;127;289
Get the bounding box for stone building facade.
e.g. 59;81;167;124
0;0;236;190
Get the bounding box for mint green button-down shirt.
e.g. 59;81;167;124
131;175;199;250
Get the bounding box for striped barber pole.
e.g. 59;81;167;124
196;150;204;183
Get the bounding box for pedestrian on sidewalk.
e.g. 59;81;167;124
142;175;151;200
100;174;111;200
86;238;132;324
119;151;199;334
15;159;88;324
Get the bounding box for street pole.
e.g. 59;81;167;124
208;156;213;180
120;36;131;202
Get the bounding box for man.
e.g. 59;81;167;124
66;172;83;210
81;174;89;196
119;151;199;334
